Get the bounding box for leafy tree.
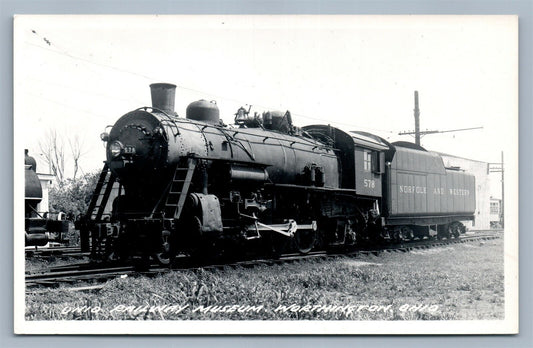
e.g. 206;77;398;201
48;171;100;220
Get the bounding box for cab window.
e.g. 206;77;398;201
364;150;372;172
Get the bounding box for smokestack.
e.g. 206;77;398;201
150;83;177;114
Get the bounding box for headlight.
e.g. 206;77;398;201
110;141;123;158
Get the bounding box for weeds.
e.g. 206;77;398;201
25;239;504;320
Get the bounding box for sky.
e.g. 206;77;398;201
13;15;517;197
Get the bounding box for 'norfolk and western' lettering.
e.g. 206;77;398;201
398;185;470;196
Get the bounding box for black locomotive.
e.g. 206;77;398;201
25;150;69;247
80;83;475;264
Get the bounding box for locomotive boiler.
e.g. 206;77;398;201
25;150;69;247
80;83;476;264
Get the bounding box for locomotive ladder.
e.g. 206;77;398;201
87;163;116;221
162;158;196;219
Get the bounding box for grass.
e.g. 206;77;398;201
25;237;504;321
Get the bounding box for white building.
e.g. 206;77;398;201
439;153;491;230
490;197;503;228
36;173;54;214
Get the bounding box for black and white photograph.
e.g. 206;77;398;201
14;15;518;334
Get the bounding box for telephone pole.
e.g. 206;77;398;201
398;91;438;146
414;91;420;145
501;151;504;228
489;152;504;228
398;91;483;145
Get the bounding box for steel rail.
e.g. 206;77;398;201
25;246;89;259
25;232;501;291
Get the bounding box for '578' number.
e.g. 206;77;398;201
364;179;376;189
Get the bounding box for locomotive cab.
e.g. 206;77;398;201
302;125;388;195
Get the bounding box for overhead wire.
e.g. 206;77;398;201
25;30;398;134
24;90;113;119
25;75;142;106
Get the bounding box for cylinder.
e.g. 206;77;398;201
25;232;49;246
150;83;177;114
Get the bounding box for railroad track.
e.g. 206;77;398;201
25;232;501;291
25;246;89;259
25;265;136;288
184;232;501;272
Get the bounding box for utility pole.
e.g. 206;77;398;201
398;91;439;145
488;151;504;228
398;91;483;145
414;91;420;145
501;151;504;228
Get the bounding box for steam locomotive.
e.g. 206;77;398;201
25;150;69;247
80;83;475;264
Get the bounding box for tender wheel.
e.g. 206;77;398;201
400;226;414;241
452;223;461;238
446;224;455;239
294;221;317;254
437;225;450;240
392;229;402;243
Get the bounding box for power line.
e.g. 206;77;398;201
25;76;142;105
398;91;483;143
399;126;484;136
25;90;112;119
25;40;154;81
25;31;396;134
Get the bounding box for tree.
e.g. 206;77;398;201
39;129;65;183
48;171;100;220
39;129;86;183
68;135;84;180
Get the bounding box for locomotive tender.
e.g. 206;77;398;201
80;83;475;264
